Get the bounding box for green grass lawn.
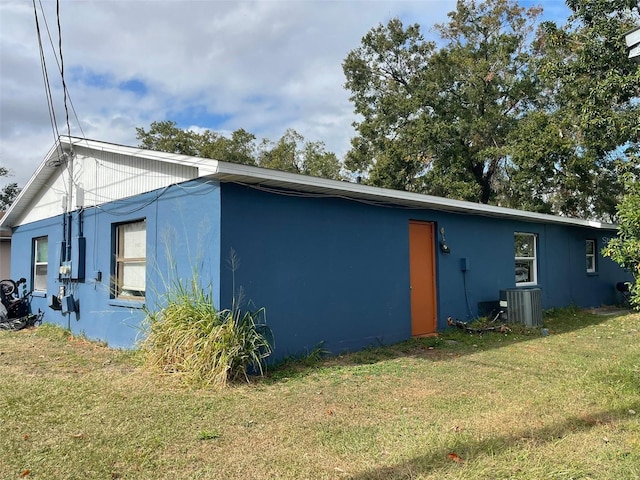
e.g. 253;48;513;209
1;309;639;479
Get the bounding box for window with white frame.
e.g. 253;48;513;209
33;236;48;291
515;232;537;285
114;220;146;300
586;239;596;273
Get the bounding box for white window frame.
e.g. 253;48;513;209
33;236;48;292
515;232;537;286
586;239;596;273
114;220;146;300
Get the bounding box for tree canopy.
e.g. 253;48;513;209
506;0;640;220
0;166;20;211
343;0;640;220
343;0;543;203
136;1;639;221
136;121;343;181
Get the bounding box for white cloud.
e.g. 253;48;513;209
0;0;568;189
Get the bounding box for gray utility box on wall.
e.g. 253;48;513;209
499;288;542;327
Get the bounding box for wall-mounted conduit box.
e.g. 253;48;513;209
460;258;469;272
71;236;86;281
61;294;77;314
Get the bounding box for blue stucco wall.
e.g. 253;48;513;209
219;184;413;359
10;179;221;348
9;177;630;356
219;183;629;360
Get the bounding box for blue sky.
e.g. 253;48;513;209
0;0;573;188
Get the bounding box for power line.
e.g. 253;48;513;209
35;0;92;197
37;0;85;140
56;0;72;142
32;0;60;147
32;0;71;199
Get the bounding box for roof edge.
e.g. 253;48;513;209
0;139;66;229
209;162;618;230
1;137;618;231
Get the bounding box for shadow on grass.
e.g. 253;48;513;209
265;308;635;382
347;404;638;480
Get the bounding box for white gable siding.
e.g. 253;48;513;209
17;151;198;226
19;167;70;225
75;151;198;207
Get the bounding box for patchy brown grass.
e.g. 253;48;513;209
1;311;639;479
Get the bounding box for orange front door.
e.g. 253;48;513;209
409;221;438;336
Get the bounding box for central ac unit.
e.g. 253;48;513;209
499;288;542;327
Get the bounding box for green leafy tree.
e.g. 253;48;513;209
505;0;640;220
603;172;640;309
343;0;639;219
136;122;342;180
343;0;542;203
301;141;342;180
136;121;256;166
136;120;199;156
201;128;257;167
0;166;20;211
258;129;343;179
258;129;304;173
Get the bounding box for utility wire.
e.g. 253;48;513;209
32;0;70;199
38;0;85;139
56;0;72;142
32;0;60;148
35;0;91;198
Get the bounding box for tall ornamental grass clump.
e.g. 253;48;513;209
141;277;272;387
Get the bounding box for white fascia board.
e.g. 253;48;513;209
629;44;640;60
210;162;618;230
0;140;65;228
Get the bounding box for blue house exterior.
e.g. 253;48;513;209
0;137;631;358
8;178;222;348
